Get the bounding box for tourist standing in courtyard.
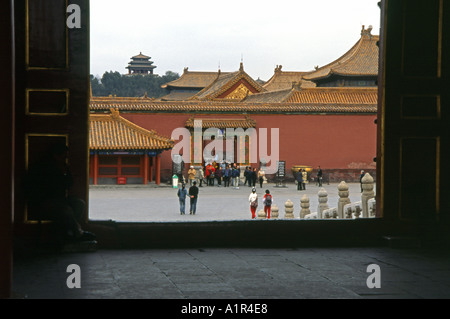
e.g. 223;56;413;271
317;166;323;187
257;168;265;188
302;169;308;190
177;183;187;215
207;163;215;186
187;166;196;186
248;187;258;219
360;170;365;192
198;166;204;187
262;189;273;219
251;168;257;187
244;166;251;186
297;170;303;190
215;166;223;186
232;166;240;188
189;181;199;215
223;165;231;187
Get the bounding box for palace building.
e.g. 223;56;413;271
89;108;173;185
159;62;266;101
89;26;379;184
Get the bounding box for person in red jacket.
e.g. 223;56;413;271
248;188;258;219
263;190;273;219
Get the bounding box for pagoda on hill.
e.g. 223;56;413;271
126;52;156;75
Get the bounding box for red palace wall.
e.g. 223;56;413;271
121;113;377;182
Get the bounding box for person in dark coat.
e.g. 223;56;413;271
177;183;188;215
232;166;240;188
244;166;251;186
360;170;365;192
317;166;323;187
188;181;199;214
223;165;231;187
251;168;258;187
215;166;223;186
296;170;304;191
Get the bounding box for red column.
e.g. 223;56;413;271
155;154;161;185
149;157;153;182
143;153;149;185
93;153;98;185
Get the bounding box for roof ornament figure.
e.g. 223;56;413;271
110;108;120;119
361;25;373;37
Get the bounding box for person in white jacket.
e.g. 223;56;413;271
248;188;258;219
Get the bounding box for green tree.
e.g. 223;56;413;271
90;71;180;98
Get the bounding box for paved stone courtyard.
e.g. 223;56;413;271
13;247;450;299
13;181;450;301
88;182;366;222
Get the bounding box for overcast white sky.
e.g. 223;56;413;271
90;0;381;81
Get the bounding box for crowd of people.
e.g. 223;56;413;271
177;163;327;220
184;162;267;189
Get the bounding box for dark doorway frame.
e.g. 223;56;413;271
1;0;449;299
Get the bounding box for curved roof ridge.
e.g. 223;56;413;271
303;26;378;81
90;95;377;114
189;67;266;101
188;71;238;100
89;109;174;150
161;69;229;89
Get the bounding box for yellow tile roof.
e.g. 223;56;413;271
131;52;151;59
263;66;316;91
304;26;379;81
161;68;229;89
185;116;256;129
189;64;266;100
243;88;294;103
157;91;199;101
89;109;174;150
90;94;377;114
285;87;378;104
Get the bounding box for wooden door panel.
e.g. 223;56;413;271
15;0;89;224
380;0;449;223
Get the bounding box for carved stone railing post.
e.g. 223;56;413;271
338;181;350;219
368;198;376;217
257;209;266;219
361;173;375;218
354;205;362;219
271;205;279;219
284;199;294;219
323;207;338;219
317;188;329;219
344;203;353;219
300;194;310;219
